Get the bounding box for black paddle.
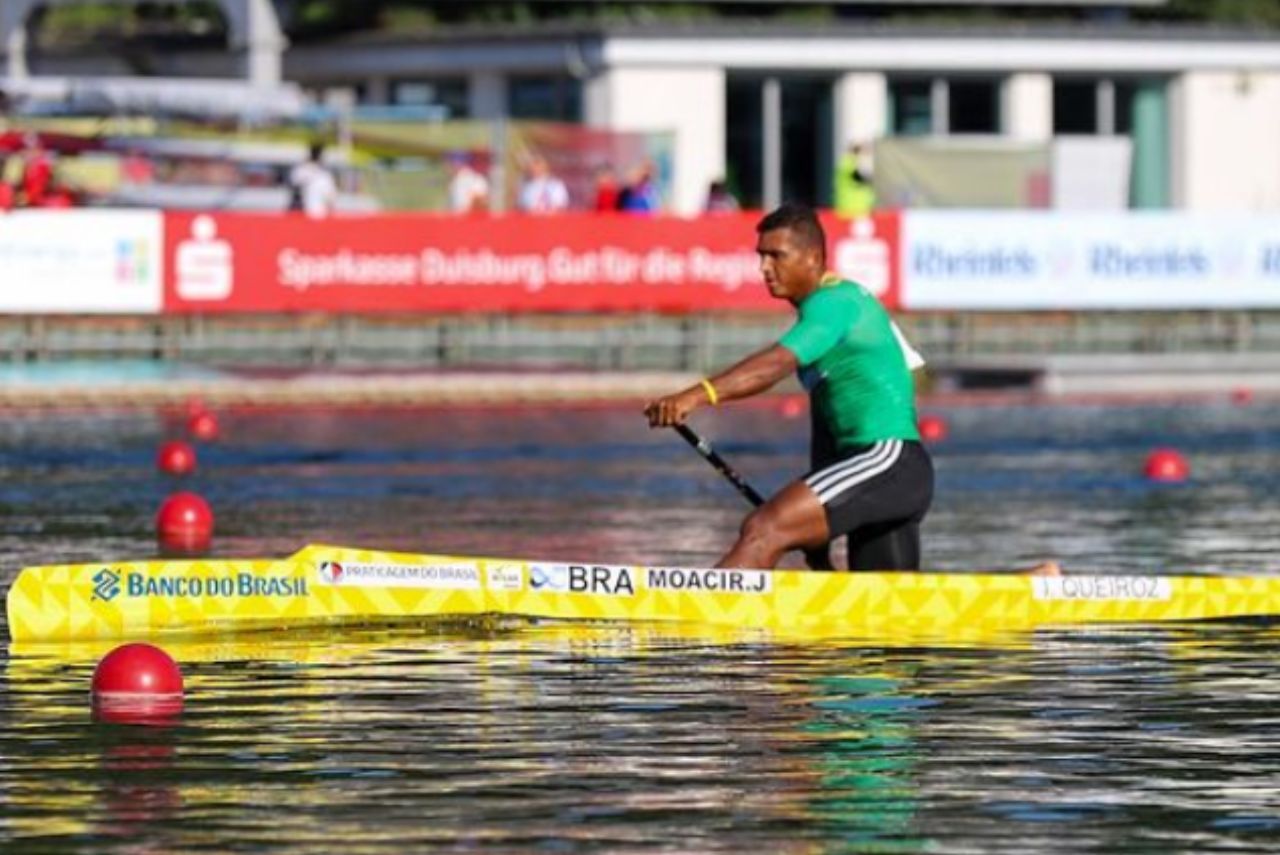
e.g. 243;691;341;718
673;423;834;570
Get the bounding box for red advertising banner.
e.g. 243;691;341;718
163;211;900;314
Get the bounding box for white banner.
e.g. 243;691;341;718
0;211;163;313
902;211;1280;309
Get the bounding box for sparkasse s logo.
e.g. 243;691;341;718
92;568;121;602
175;215;234;301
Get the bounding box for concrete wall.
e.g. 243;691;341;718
1173;70;1280;211
585;66;724;215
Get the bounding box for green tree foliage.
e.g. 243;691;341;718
359;1;1280;32
32;0;1280;45
1144;0;1280;27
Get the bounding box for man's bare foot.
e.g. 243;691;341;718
1026;560;1063;577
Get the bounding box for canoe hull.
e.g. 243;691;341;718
8;544;1280;643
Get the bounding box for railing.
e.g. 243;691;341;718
4;311;1279;373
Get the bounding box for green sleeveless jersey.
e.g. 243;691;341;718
778;278;919;450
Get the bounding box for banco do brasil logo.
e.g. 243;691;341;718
92;568;121;602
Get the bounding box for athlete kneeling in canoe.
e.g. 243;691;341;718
646;203;931;571
646;204;1062;575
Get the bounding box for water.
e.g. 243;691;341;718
3;398;1280;853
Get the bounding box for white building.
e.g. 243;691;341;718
288;23;1280;215
5;0;1280;215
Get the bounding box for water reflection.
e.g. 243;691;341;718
5;624;1280;853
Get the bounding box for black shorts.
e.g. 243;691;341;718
804;437;934;571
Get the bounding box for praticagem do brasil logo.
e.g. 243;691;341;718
92;568;121;602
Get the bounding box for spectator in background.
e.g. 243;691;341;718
287;142;338;218
447;150;489;214
517;154;570;214
834;140;876;217
618;161;659;214
593;165;619;212
704;178;740;213
20;135;52;208
121;148;154;184
0;159;13;212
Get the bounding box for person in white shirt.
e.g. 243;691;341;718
447;151;490;214
517;155;570;214
287;143;337;219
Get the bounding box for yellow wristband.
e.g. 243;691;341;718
700;378;719;406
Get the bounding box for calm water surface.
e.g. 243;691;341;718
3;398;1280;853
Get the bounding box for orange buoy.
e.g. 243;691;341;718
918;414;948;443
91;643;184;724
155;492;214;552
1144;448;1190;483
187;411;220;443
155;440;197;476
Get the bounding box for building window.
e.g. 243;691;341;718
1053;77;1149;136
391;78;469;118
726;78;763;207
1115;80;1137;135
726;75;835;209
890;79;933;136
949;79;1001;134
508;76;581;121
891;77;1002;135
1053;79;1098;134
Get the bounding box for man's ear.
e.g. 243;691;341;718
810;247;826;273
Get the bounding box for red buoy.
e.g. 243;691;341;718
1144;448;1190;483
1231;387;1255;405
780;395;805;420
187;411;220;443
155;440;197;476
92;643;184;724
155;492;214;552
918;414;948;443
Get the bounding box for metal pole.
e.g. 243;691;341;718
931;78;949;135
1098;79;1116;136
490;116;508;213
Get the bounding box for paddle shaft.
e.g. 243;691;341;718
674;423;766;506
673;424;834;570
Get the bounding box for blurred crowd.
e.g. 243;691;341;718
0;134;747;218
446;150;739;217
0;137;80;211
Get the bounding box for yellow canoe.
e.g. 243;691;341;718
7;543;1279;644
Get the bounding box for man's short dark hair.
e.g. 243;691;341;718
756;203;826;261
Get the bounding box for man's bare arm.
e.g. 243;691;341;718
645;345;798;427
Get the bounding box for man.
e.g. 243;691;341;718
447;151;490;214
645;203;931;571
834;140;876;218
517;154;570;213
287;142;337;219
